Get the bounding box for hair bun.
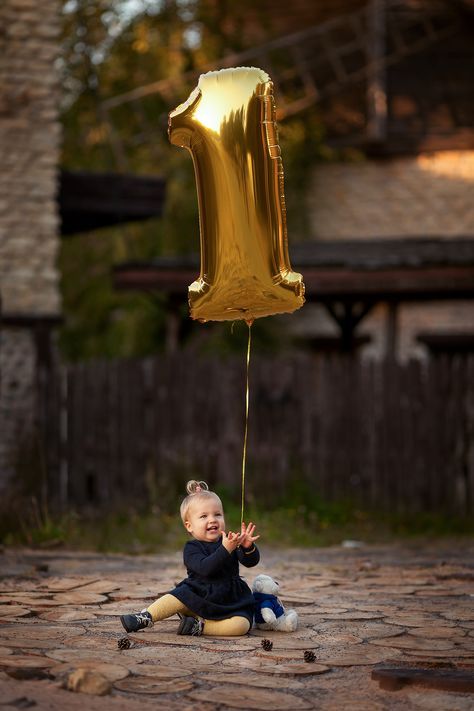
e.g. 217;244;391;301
186;480;209;495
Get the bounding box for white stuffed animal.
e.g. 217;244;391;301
252;574;298;632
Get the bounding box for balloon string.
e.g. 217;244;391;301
241;322;252;527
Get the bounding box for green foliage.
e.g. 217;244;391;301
3;487;473;552
58;225;169;359
279;114;334;238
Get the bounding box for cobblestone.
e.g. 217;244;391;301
0;542;473;709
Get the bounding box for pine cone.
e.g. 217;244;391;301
304;650;316;663
118;636;131;650
261;638;273;651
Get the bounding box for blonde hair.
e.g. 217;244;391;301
180;480;222;524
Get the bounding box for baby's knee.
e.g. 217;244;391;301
203;615;250;636
233;617;251;635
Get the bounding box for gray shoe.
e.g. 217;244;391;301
177;615;204;636
120;610;153;633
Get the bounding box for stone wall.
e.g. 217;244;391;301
0;329;37;485
0;0;61;490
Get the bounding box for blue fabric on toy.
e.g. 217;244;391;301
253;591;285;624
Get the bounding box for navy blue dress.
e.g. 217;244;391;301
170;538;260;623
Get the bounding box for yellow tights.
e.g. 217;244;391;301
146;593;250;636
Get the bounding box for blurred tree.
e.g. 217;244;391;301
59;0;328;359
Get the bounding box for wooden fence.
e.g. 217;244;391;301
41;353;474;515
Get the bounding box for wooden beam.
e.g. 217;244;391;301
386;301;399;360
0;314;62;328
417;332;474;353
323;300;375;351
303;266;474;300
372;665;474;693
113;265;474;302
59;170;166;236
113;267;196;295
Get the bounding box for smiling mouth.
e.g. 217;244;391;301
207;525;219;533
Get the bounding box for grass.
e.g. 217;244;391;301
2;494;473;553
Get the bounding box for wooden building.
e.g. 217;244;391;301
106;0;474;359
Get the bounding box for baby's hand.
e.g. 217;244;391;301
241;521;260;549
222;530;245;553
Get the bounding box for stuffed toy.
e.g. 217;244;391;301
252;574;298;632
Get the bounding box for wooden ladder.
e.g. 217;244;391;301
100;0;461;168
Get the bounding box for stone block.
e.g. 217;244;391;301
66;669;112;696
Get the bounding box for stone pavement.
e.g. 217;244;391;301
0;542;473;710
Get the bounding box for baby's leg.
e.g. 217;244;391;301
147;593;192;622
203;616;250;636
139;599;250;637
121;594;194;633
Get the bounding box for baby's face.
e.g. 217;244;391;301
184;496;226;542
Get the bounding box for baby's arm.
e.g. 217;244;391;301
183;540;233;577
237;543;260;568
237;521;260;567
240;522;260;550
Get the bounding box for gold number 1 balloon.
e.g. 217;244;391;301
168;66;305;323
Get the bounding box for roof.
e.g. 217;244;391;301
59;170;166;236
112;238;474;303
